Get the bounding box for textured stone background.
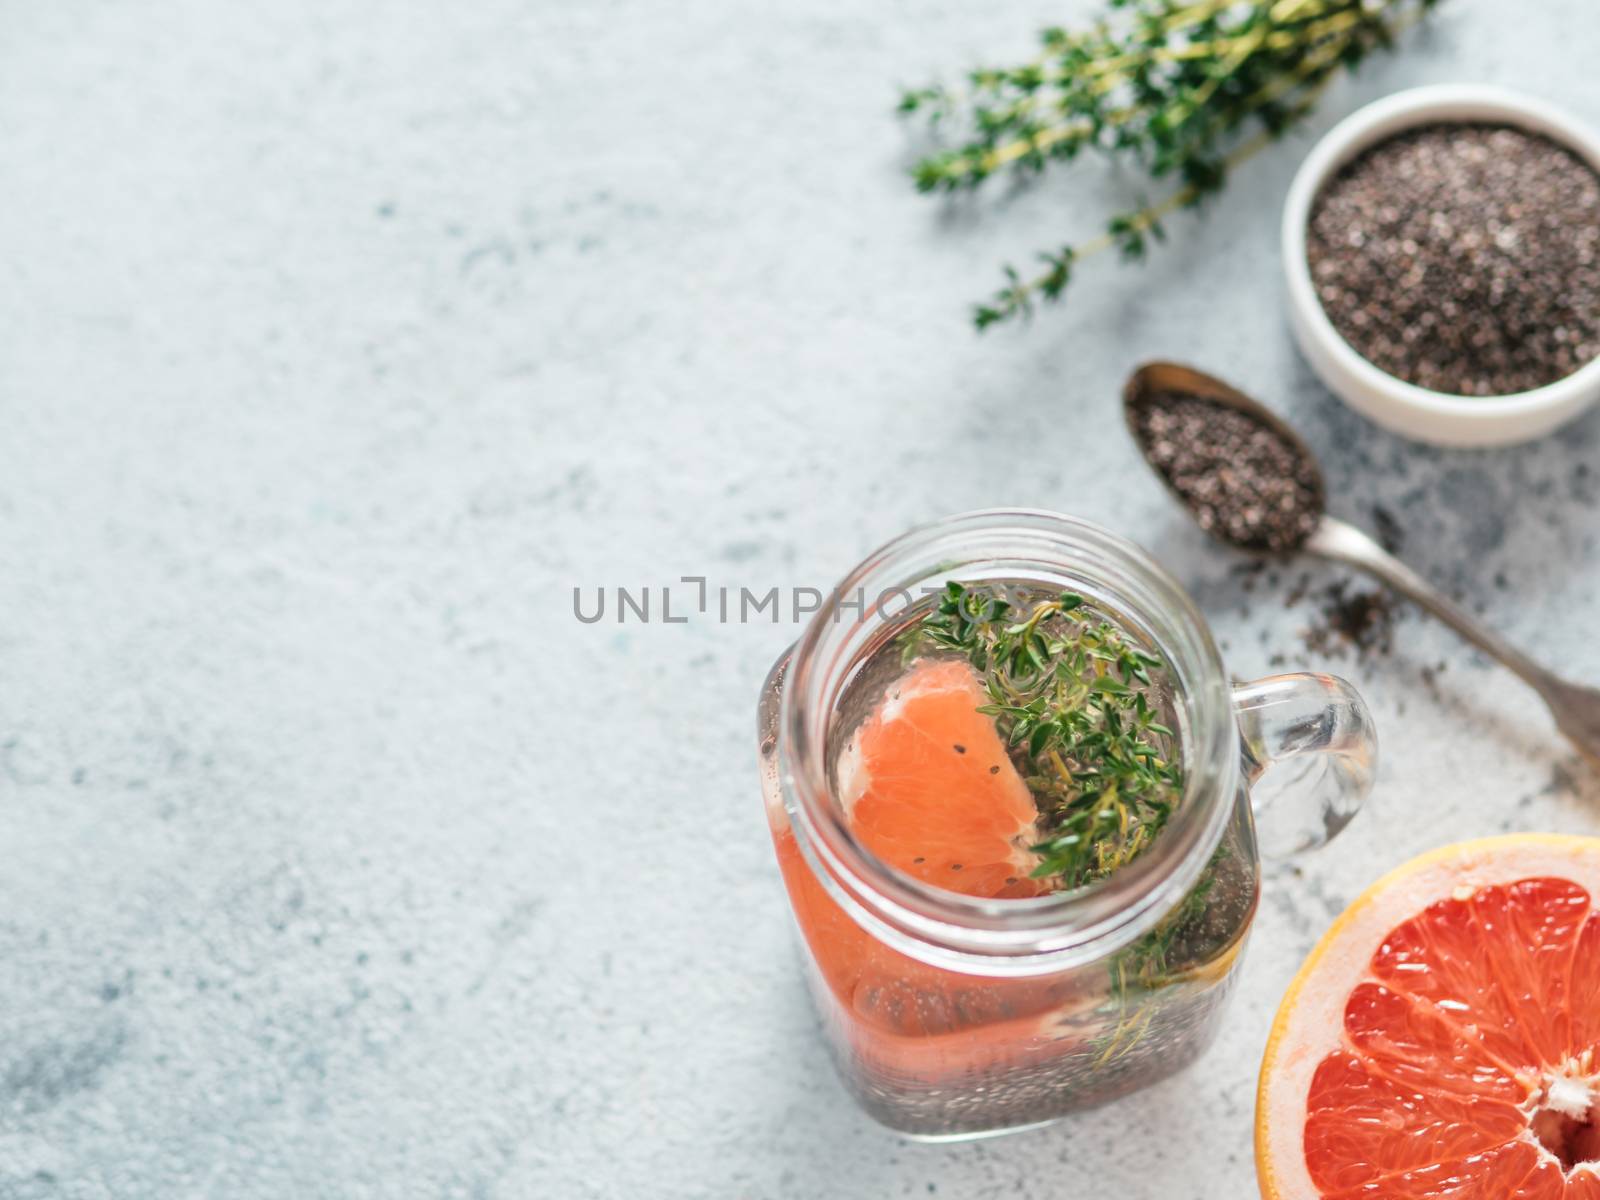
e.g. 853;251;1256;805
3;1;1599;1196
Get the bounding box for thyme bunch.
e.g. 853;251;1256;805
902;582;1183;889
899;0;1440;328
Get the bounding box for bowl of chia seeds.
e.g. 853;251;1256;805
1282;84;1600;447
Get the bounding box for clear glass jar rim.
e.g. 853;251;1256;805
779;508;1240;969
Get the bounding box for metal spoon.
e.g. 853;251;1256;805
1124;360;1600;765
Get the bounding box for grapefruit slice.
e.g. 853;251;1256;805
837;657;1042;899
1257;834;1600;1200
763;656;1073;1066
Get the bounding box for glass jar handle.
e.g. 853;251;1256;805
1231;673;1377;859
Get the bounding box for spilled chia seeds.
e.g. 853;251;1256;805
1258;567;1400;661
1303;580;1399;659
1307;123;1600;396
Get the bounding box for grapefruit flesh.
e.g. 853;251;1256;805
766;657;1073;1074
836;657;1043;899
1257;835;1600;1200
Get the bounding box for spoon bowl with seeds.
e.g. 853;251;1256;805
1124;360;1600;766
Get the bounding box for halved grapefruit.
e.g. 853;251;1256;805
1257;834;1600;1200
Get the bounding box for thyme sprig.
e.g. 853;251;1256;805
901;582;1183;889
1092;857;1223;1065
899;0;1439;328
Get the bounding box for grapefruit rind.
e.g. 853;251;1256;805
1256;833;1600;1200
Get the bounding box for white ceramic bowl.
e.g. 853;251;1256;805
1282;84;1600;448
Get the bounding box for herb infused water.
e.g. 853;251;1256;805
763;581;1260;1137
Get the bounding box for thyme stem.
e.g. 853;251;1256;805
899;0;1440;328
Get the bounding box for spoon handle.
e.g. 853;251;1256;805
1303;516;1554;693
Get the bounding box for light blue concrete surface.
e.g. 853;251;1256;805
2;1;1599;1196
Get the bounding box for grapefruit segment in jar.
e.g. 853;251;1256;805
1256;835;1600;1200
837;657;1043;899
768;655;1073;1069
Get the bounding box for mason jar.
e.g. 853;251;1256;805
757;510;1376;1139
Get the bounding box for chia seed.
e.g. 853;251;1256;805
1306;123;1600;397
1303;580;1399;659
1129;389;1323;555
